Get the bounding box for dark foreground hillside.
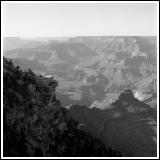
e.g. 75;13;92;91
69;90;157;156
3;57;121;157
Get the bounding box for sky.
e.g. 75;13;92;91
2;2;158;37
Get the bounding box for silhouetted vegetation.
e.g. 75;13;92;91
3;57;121;157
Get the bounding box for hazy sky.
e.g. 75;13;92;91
2;2;158;37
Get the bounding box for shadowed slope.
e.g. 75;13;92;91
69;89;157;157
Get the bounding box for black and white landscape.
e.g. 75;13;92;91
2;2;158;158
4;36;157;108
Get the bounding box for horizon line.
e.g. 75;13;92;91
3;35;157;38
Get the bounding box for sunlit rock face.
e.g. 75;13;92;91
89;93;119;110
133;90;153;101
89;89;153;110
134;90;144;101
